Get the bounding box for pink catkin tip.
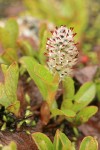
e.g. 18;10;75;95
70;27;74;31
74;42;79;46
73;33;77;37
50;31;54;34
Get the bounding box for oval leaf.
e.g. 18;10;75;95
54;130;75;150
51;108;76;118
32;132;53;150
79;136;98;150
73;82;96;112
75;106;98;125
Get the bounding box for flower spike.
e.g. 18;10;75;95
45;26;79;79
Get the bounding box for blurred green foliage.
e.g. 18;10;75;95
23;0;100;56
23;0;88;40
83;0;100;52
0;19;18;64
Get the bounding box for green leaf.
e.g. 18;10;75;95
51;108;76;118
0;48;18;65
23;0;41;17
72;82;96;112
63;77;75;100
0;62;20;115
0;19;18;49
54;130;75;150
7;101;20;116
39;23;47;41
20;56;59;107
61;99;73;112
5;18;18;48
32;132;54;150
17;40;36;57
61;77;75;110
0;27;11;49
95;81;100;101
79;136;98;150
38;30;48;65
75;106;98;125
1;64;8;74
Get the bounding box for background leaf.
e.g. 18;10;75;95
0;62;20;115
0;19;18;65
54;130;75;150
0;19;18;49
95;81;100;102
72;82;96;112
38;29;49;65
0;48;18;65
51;108;76;118
5;18;18;48
75;106;98;125
17;39;37;57
0;27;11;49
32;132;54;150
79;136;98;150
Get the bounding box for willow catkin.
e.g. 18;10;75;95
45;26;79;79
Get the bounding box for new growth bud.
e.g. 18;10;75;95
45;26;79;79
